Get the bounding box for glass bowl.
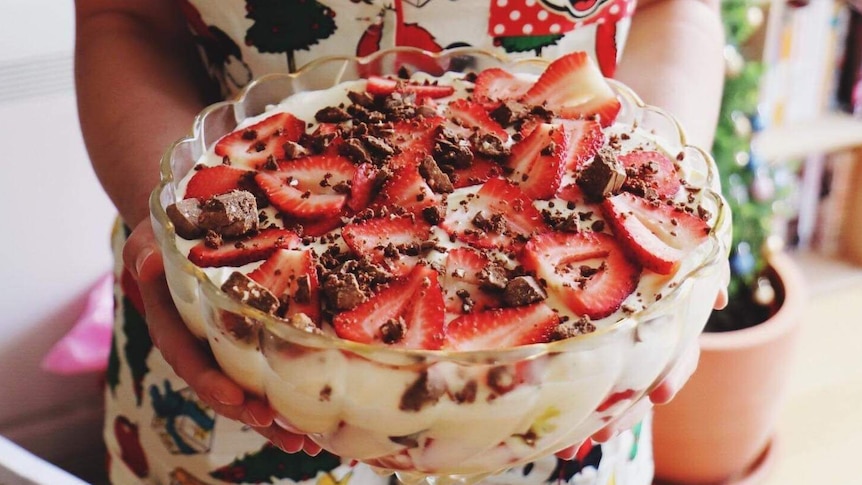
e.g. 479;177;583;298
150;48;731;483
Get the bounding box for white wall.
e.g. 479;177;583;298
0;2;115;481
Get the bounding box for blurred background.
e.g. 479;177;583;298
0;1;861;484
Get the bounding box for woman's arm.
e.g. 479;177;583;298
75;0;215;228
616;0;725;149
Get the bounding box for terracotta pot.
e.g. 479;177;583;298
652;252;806;484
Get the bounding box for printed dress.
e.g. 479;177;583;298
103;1;655;483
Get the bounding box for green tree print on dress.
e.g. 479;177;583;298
496;34;564;56
122;296;153;405
244;0;337;73
106;331;121;394
210;444;342;484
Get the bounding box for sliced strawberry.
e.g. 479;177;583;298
188;228;300;268
333;264;445;350
442;177;549;250
442;248;502;314
248;248;321;321
505;123;566;200
521;52;621;127
184;165;253;200
388;116;445;155
522;231;640;319
347;163;380;213
255;155;355;219
556;183;584;203
446;99;508;140
372;160;443;217
286;214;343;237
365;76;455;99
472;68;533;109
449;156;503;189
341;215;432;277
618;150;681;199
214;112;307;168
444;302;560;351
559;119;605;172
601;192;709;275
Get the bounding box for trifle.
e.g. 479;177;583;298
151;48;730;483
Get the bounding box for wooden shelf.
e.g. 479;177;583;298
752;113;862;163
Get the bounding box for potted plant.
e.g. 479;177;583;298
651;1;808;483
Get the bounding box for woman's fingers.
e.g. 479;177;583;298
713;261;731;310
122;219;260;423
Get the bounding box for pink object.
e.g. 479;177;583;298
42;272;114;375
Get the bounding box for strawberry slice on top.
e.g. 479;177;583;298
332;263;445;350
184;165;254;201
442;177;549;250
618;150;682;200
444;302;560;351
522;231;640;320
559;119;605;172
247;248;321;322
366;75;455;100
372;158;444;217
505;122;567;200
214;112;307;168
188;227;301;268
446;99;509;140
388;116;446;156
254;154;355;220
472;68;533;109
442;247;503;315
601;192;710;275
521;52;621;127
341;215;432;277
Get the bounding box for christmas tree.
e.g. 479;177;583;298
244;0;337;72
706;0;798;331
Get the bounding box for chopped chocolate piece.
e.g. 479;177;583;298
470;132;510;159
478;264;509;291
379;318;406;344
433;136;474;168
347;90;377;109
472;211;506;234
576;147;627;201
487;366;517;395
552;317;597;340
418;155;454;193
422;205;443;225
322;272;367;311
338;137;372;164
315;106;352;123
399;371;444;412
503;276;547;307
198;190;259;237
294;275;312;304
221;271;279;315
361;135;396;158
166;198;203;239
450;380;478;404
282;141;309;160
204;229;223;249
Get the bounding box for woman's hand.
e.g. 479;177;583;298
122;218;321;455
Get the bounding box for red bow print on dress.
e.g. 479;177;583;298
489;0;633;76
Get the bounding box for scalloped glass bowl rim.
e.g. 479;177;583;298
150;47;730;365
